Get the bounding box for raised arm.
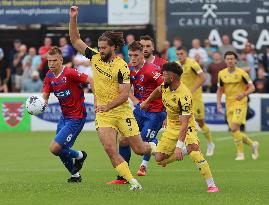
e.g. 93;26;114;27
69;6;90;57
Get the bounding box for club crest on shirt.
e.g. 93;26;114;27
2;102;24;127
152;71;161;80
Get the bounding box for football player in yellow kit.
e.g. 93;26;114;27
69;6;155;190
217;51;259;160
141;62;219;193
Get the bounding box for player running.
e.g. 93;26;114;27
108;41;165;185
69;6;155;190
176;47;215;156
43;46;92;182
217;51;259;160
141;62;219;193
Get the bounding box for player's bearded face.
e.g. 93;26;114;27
98;41;113;61
140;40;154;58
163;71;172;88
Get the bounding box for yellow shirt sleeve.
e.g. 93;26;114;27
190;60;203;74
241;70;252;84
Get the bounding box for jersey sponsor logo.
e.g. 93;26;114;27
152;71;161;80
139;75;144;82
95;64;112;78
36;103;96;123
54;89;71;99
2;102;24;127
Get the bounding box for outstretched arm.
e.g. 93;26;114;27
69;6;88;56
140;85;162;110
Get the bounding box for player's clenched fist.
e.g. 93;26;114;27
70;6;78;18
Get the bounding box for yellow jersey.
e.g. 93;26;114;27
90;52;133;118
217;67;252;108
161;82;197;132
177;58;203;99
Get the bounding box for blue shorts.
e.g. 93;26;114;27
55;116;86;148
133;104;166;144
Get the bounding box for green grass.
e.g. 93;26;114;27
0;131;268;205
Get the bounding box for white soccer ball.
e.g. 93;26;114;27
26;95;47;115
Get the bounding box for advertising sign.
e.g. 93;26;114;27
261;98;269;131
108;0;150;25
0;0;107;24
0;97;30;131
166;0;269;50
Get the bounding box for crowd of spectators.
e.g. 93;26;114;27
0;34;269;93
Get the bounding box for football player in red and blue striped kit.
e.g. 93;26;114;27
43;46;93;183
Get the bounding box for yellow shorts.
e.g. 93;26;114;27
156;126;199;156
226;105;247;127
193;97;205;120
95;114;140;137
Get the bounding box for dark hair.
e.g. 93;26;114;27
98;31;124;50
48;46;62;56
128;41;143;52
224;51;238;60
176;46;188;52
140;35;154;44
162;62;183;77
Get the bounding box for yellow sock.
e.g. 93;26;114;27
201;124;213;143
232;130;244;153
189;151;212;180
115;161;133;182
242;133;254;146
157;154;177;167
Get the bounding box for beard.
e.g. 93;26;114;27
164;81;171;88
101;50;112;62
144;52;151;59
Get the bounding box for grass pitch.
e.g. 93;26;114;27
0;131;268;205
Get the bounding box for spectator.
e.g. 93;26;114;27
0;49;11;93
189;38;208;66
219;35;236;57
160;40;170;61
122;34;135;62
260;45;269;73
9;39;21;91
238;51;252;74
59;36;74;64
204;39;218;64
38;37;52;79
13;44;27;92
21;70;43;93
243;42;256;81
168;36;182;62
207;52;226;93
23;47;41;71
253;67;268;93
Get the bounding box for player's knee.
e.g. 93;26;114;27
132;146;145;156
104;144;117;156
119;137;129;147
155;154;164;162
49;146;61;156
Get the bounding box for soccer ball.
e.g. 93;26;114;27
25;95;47;115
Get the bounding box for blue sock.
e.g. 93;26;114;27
119;145;131;165
59;153;76;174
143;154;151;162
59;148;79;158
